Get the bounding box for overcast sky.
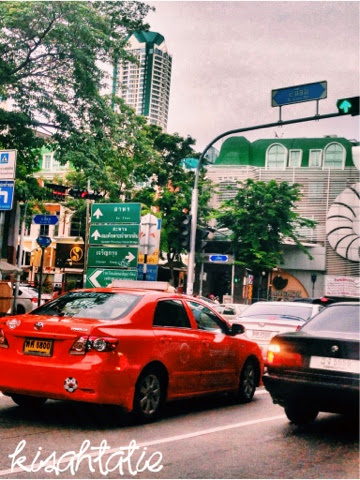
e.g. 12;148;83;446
145;1;359;153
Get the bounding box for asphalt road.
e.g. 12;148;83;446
0;389;358;479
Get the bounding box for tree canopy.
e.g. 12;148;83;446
215;178;316;272
0;1;152;195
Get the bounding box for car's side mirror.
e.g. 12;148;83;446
231;323;245;335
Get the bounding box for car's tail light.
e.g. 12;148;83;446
295;325;302;331
69;336;118;355
266;343;302;367
31;297;38;306
0;328;9;348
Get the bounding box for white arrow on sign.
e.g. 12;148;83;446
125;252;135;263
93;208;103;220
0;189;8;203
91;229;101;241
89;270;102;288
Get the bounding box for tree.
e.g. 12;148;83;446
0;1;152;188
132;126;213;286
215;178;316;272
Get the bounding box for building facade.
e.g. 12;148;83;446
117;31;172;131
202;135;359;302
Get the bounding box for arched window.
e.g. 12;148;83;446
323;143;345;169
266;144;287;169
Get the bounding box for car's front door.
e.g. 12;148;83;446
185;300;238;391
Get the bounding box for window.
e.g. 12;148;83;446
40;225;49;236
187;301;227;332
309;150;322;167
153;300;191;328
309;182;324;199
43;154;52;169
266;144;287;169
288;150;302;167
323;143;345;169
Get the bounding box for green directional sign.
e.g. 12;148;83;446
91;203;141;224
86;268;138;288
88;246;138;268
336;96;359;116
90;224;140;245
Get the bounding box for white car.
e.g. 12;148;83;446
213;303;249;321
13;285;52;314
234;301;323;359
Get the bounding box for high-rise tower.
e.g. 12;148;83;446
117;31;172;131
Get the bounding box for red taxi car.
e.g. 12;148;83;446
0;281;264;422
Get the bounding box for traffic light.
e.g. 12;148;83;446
336;96;359;116
68;188;104;200
195;227;210;252
83;191;104;200
45;183;68;200
68;188;87;199
180;214;192;250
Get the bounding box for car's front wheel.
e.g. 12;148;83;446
11;394;47;409
284;403;319;425
132;368;165;422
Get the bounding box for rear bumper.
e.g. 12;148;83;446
0;354;137;411
263;372;359;414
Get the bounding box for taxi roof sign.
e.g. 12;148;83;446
111;280;175;292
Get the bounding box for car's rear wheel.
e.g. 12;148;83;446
284;403;319;425
133;368;165;422
11;394;47;409
237;359;257;403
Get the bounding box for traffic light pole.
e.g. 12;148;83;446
186;110;352;296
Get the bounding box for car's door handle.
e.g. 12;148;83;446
160;337;172;344
202;340;210;347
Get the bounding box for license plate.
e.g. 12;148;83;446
251;330;273;340
309;356;360;374
23;338;53;357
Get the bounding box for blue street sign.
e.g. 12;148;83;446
0;180;15;211
33;215;59;225
36;236;52;248
137;264;158;281
209;254;229;263
272;81;327;107
33;214;59;225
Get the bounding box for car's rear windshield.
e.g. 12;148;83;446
31;291;141;320
240;303;313;321
302;304;360;334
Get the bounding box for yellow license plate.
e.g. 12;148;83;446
23;338;53;357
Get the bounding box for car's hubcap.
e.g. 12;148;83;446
139;374;161;415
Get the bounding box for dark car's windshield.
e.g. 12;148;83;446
31;291;140;320
240;303;313;321
302;304;360;335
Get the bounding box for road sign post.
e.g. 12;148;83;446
0;180;15;211
89;224;140;245
91;203;141;224
86;268;138;287
271;81;327;107
87;246;138;268
0;150;17;179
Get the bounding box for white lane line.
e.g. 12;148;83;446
0;414;286;476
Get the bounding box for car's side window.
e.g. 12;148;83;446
223;308;235;315
153;300;191;328
186;301;227;332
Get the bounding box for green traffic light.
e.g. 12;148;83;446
336;96;359;116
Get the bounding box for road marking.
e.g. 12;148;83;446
0;414;286;476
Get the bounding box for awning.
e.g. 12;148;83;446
0;259;22;274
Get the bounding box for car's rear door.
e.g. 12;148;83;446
152;299;204;395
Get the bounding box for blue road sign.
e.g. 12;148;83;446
137;264;158;281
0;180;15;211
33;214;59;225
36;236;52;248
272;81;327;107
209;254;229;263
